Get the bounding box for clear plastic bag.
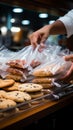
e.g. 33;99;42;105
0;45;33;79
30;55;72;79
0;44;72;81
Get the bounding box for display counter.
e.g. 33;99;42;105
0;1;73;130
0;92;73;130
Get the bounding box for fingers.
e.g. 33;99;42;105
60;63;73;81
29;34;38;49
38;43;46;52
64;54;73;62
40;35;47;43
28;29;47;49
31;40;38;50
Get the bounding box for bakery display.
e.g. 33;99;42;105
0;45;72;123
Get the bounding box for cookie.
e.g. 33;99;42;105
3;82;21;91
6;74;27;82
29;91;44;99
6;91;31;102
6;67;24;76
6;74;22;81
32;78;52;83
0;79;15;88
18;83;43;92
30;60;41;68
6;59;26;69
22;92;31;101
39;83;53;89
0;90;7;98
0;98;16;109
32;68;53;77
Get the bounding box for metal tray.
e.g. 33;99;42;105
0;80;73;121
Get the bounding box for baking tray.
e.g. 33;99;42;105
0;80;73;121
0;91;53;122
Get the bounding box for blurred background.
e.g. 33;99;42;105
0;1;73;51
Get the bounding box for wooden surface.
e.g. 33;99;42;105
0;93;73;130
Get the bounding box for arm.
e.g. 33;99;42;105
29;20;67;49
47;20;67;35
29;9;73;49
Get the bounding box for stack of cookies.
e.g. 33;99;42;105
18;83;43;99
0;79;32;110
0;79;17;109
0;78;44;110
31;67;54;90
5;59;30;82
0;90;17;109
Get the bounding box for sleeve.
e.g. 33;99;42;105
58;9;73;38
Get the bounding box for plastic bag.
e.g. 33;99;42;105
30;55;72;79
0;45;33;79
26;45;57;68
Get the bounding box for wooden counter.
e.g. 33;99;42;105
0;93;73;130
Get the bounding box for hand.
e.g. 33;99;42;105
64;55;73;62
60;55;73;81
29;25;50;49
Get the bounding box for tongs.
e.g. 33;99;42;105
52;80;71;93
52;83;73;99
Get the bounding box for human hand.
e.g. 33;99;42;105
64;54;73;62
60;55;73;81
29;25;50;49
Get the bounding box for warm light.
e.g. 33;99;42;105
12;8;23;13
21;20;30;25
49;20;55;24
11;27;21;32
1;26;7;35
39;13;48;18
10;18;15;23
